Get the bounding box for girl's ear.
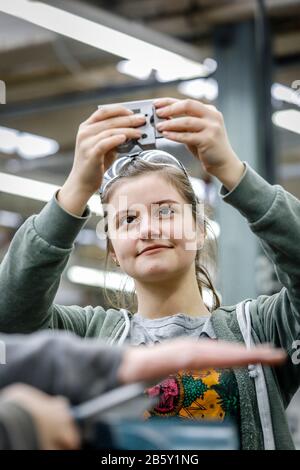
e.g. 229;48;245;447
109;247;120;266
110;249;117;263
111;254;120;267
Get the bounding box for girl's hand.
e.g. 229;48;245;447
118;337;286;384
154;97;245;186
57;105;146;216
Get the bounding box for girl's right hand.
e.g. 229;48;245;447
57;105;146;216
118;338;287;384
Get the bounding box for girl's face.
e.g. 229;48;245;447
106;173;204;283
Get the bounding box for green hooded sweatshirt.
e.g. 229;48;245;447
0;161;299;450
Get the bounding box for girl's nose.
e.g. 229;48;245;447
138;214;161;239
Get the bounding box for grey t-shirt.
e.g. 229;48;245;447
127;312;217;346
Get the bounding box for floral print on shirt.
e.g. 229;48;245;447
145;367;240;422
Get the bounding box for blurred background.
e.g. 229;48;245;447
0;0;300;447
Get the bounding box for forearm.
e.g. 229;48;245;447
57;175;94;217
0;331;124;405
0;217;63;333
210;154;246;192
219;160;300;337
0;193;90;333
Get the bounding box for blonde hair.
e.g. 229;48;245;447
100;157;221;313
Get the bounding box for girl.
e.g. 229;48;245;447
0;97;299;450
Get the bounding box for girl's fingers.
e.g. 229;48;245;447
92;134;127;156
84;113;146;136
153;97;179;108
156;99;208;118
84;105;133;125
98;127;142;141
189;340;287;369
119;340;286;384
161;130;199;145
157;116;206;133
92;127;142;155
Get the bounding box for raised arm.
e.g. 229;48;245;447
0;193;92;333
0;105;145;335
219;162;300;405
153;96;300;405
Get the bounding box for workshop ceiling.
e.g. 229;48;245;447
0;0;299;211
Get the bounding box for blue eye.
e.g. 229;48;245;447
161;206;175;214
158;205;175;217
119;205;175;227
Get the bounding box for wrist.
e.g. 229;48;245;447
58;179;93;217
210;155;245;192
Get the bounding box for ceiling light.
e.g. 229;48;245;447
271;83;300;107
0;172;102;215
17;132;59;159
67;266;134;292
1;1;209;78
178;78;218;101
0;210;23;228
0;126;59;159
272;109;300;135
203;58;218;74
117;60;152;80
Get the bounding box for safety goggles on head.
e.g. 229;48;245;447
99;150;190;197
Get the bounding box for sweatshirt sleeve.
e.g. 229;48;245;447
219;161;300;406
0;190;107;336
0;330;124;405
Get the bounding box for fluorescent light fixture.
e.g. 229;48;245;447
0;125;59;159
0;127;17;154
18;132;59;159
155;68;199;82
178;78;218;101
203;58;218;74
0;173;60;202
117;60;152;80
67;265;217;308
155;57;217;83
272;109;300;135
117;59;216;82
271;83;300;107
0;172;102;215
1;1;209;78
67;266;134;292
0;210;23;228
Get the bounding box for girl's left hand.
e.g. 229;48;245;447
154;97;240;178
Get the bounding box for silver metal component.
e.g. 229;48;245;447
99;99;166;154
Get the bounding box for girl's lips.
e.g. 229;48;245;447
140;247;171;255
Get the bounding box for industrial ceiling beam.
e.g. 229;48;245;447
0;0;208;72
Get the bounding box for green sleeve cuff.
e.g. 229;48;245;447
218;161;278;223
34;190;91;249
